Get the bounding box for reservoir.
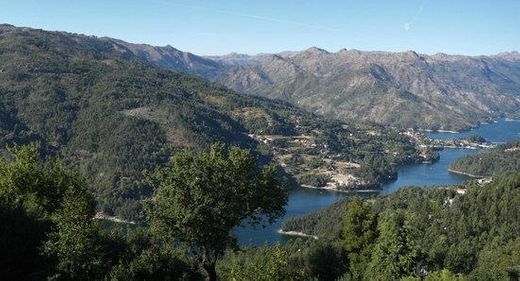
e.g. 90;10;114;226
236;119;520;245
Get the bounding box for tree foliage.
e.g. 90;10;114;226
217;244;305;281
0;143;105;279
365;209;420;281
43;185;106;280
283;174;520;280
108;228;203;281
146;144;288;280
342;198;378;280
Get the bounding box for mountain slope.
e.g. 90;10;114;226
211;49;520;131
0;24;258;218
0;25;433;219
121;42;520;131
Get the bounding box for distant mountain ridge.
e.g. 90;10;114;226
115;40;520;131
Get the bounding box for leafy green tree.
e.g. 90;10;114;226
0;143;110;279
43;184;108;280
342;197;377;280
146;144;288;281
0;143;69;216
366;209;419;281
0;144;48;279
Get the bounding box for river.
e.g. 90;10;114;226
235;118;520;245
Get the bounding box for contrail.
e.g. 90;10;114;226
149;0;338;32
404;0;427;32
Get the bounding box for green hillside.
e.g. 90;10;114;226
449;140;520;177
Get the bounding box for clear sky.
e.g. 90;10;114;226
1;0;518;56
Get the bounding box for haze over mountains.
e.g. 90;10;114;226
114;40;520;131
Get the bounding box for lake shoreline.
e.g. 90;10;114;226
419;129;460;134
300;184;379;194
277;229;318;240
447;168;483;178
237;119;519;246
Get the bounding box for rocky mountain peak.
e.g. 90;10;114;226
302;47;330;55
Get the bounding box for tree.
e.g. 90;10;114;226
43;185;108;280
0;143;109;279
0;144;52;279
304;242;348;281
365;209;419;281
0;143;69;217
342;197;378;280
146;144;288;281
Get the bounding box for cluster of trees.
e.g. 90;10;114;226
298;173;332;187
282;198;352;239
0;144;203;280
0;145;354;280
461;135;487;144
450;140;520;177
0;143;292;280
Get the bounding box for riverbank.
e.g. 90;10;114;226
439;144;492;149
277;229;318;240
420;129;460;134
300;184;379;194
447;168;483;178
94;212;136;225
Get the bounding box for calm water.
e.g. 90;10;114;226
236;119;520;245
235;188;349;245
425;118;520;143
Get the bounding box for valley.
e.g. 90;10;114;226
0;4;518;278
0;24;437;220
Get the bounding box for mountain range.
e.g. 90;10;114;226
0;24;433;218
115;41;520;131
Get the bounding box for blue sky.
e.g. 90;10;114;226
1;0;518;56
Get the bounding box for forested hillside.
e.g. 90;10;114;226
449;140;520;177
280;175;520;280
0;24;435;219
